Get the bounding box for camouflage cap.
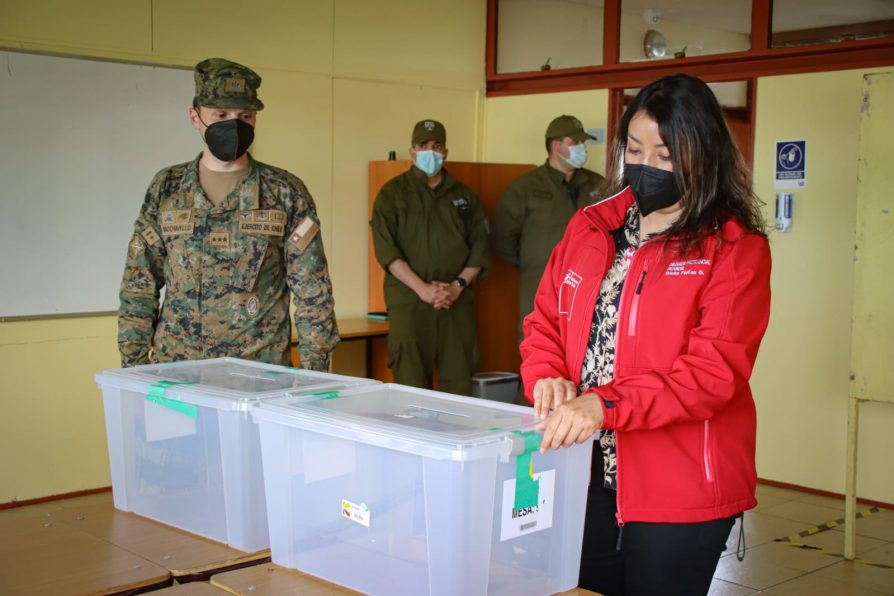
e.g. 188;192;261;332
545;115;594;142
412;119;446;146
194;58;264;111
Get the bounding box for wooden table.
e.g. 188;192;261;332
211;563;359;595
292;316;389;379
49;503;270;582
2;500;602;596
211;563;602;595
0;514;170;595
153;581;229;594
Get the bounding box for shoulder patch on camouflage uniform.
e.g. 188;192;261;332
128;235;146;258
245;295;260;317
289;217;319;252
239;210;286;236
141;227;161;246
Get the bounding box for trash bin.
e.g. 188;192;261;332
471;371;520;403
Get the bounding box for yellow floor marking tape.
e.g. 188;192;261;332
773;506;893;569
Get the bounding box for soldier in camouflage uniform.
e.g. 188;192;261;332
118;57;338;370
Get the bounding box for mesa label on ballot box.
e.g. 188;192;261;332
500;469;556;541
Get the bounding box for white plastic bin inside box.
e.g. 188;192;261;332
251;383;592;596
472;371;520;404
95;357;378;552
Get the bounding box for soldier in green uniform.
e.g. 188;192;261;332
492;115;605;346
118;58;339;370
369;119;490;395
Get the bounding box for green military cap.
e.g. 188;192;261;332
194;58;264;111
412;119;447;146
545;115;594;142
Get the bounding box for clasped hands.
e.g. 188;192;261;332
533;377;605;454
418;280;462;309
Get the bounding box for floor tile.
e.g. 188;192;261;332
759;571;890;595
708;578;760;596
714;550;809;591
57;492;113;509
801;529;887;557
754;492;798;512
759;501;846;527
739;540;840;573
814;559;894;595
724;511;813;552
849;516;894;542
792;492;848;511
756;484;805;501
0;501;61;519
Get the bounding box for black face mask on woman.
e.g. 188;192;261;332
203;118;255;162
625;163;681;216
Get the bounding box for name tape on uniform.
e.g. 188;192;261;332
161;222;194;236
160;209;194;236
238;210;286;236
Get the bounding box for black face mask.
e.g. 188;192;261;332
625;163;681;216
203;118;255;162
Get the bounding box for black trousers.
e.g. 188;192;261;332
579;454;737;596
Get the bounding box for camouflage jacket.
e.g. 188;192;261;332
118;154;339;370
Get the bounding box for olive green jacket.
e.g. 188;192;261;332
492;162;604;336
118;154;339;370
370;166;490;307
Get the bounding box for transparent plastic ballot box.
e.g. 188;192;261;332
95;357;378;552
251;383;593;596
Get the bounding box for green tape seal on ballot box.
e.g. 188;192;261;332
145;381;198;419
512;430;541;510
310;390;341;399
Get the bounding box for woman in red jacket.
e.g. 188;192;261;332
520;73;771;595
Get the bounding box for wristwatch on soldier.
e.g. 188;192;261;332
453;276;468;290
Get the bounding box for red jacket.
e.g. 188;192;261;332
520;187;771;524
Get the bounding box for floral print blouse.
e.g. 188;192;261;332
579;203;653;489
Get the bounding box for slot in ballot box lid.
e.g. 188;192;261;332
252;382;542;461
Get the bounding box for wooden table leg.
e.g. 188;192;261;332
844;395;860;560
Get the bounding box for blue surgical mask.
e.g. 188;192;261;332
561;143;588;169
414;150;444;177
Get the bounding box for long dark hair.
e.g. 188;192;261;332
603;74;766;253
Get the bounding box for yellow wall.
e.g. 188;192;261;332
2;0;892;507
0;0;485;503
751;67;894;504
483;89;609;169
482;69;894;504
